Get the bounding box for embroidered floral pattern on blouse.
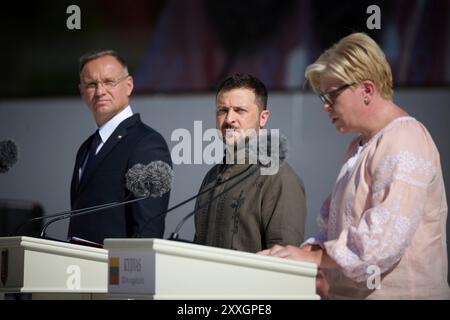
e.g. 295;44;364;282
324;148;435;282
374;150;436;192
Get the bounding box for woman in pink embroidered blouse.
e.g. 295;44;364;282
259;33;450;299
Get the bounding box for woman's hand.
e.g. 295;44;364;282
258;244;322;265
258;245;330;299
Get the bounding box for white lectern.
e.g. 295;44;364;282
0;236;108;299
104;238;319;300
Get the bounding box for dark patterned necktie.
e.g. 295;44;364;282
81;130;101;182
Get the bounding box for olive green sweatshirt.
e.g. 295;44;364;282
194;162;307;253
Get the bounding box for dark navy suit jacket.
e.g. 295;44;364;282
68;113;172;244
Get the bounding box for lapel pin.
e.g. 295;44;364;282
117;135;123;139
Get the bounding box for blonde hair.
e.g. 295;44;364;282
305;33;393;100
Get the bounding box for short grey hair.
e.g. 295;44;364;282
79;50;129;75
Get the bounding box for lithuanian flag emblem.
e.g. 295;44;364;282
109;257;120;285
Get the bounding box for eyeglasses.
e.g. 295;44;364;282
79;74;129;91
318;83;355;105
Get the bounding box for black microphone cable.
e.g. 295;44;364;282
168;165;260;241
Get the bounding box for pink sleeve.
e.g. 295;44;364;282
324;123;439;283
317;195;331;242
303;195;331;248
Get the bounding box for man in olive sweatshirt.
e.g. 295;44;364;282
194;74;307;253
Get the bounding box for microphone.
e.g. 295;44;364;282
10;160;173;239
249;129;288;175
0;140;19;173
40;160;173;238
125;161;173;197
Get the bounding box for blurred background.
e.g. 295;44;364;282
0;0;449;283
1;0;449;97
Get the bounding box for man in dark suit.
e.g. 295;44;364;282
68;50;172;244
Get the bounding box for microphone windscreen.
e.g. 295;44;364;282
278;133;288;162
254;130;288;166
0;140;19;173
125;161;173;198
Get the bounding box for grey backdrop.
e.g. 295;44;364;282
0;90;449;283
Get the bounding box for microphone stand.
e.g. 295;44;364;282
35;163;253;240
11;199;128;237
39;195;147;238
133;163;256;238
